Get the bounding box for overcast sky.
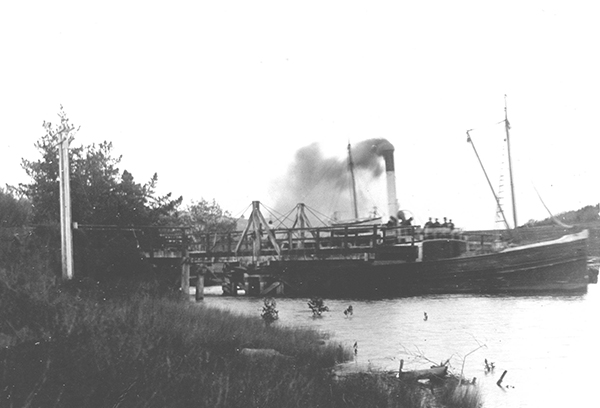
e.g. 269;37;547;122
1;1;598;230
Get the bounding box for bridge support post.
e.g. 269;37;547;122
181;230;190;298
259;279;266;294
195;272;204;301
181;259;190;297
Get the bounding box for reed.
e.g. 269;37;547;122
437;376;483;408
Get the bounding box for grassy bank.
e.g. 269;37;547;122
1;285;342;407
0;233;481;407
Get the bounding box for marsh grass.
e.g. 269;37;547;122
436;376;482;408
329;371;482;408
1;282;353;408
1;233;482;408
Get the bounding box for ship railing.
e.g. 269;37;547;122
461;231;506;254
422;227;462;240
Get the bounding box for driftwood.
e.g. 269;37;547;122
238;348;294;361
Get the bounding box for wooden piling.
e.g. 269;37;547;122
181;230;190;297
181;259;190;297
259;279;266;294
195;273;204;301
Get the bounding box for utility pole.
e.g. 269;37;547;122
57;122;74;280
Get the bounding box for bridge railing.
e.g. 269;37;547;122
187;224;421;258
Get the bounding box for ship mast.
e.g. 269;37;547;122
467;130;510;230
347;142;359;219
504;95;518;229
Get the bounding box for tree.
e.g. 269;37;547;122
20;108;182;226
19;107;183;279
177;198;237;234
0;187;32;227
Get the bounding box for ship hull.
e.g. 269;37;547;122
262;230;590;298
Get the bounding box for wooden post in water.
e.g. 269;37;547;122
195;267;204;301
259;277;266;294
181;230;190;297
497;370;508;387
276;281;284;295
372;225;378;248
344;227;348;249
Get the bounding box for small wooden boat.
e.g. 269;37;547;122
331;362;448;381
399;365;448;380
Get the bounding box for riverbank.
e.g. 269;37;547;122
0;229;481;408
0;276;482;408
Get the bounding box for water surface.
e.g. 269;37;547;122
199;284;600;407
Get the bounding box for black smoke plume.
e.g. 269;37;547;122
270;138;394;222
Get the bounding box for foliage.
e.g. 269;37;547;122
0;187;32;227
261;297;279;326
0;227;56;302
308;297;329;317
18;107;183;279
177;198;237;234
19;108;182;226
525;203;599;227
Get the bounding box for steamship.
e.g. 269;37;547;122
189;108;591;297
190;168;590;297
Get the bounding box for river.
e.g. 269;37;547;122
197;282;600;407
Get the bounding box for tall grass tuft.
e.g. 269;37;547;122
437;376;483;408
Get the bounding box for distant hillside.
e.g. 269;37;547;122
525;204;600;227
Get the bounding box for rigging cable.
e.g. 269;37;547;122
532;185;573;228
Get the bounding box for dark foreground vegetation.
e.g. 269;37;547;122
0;283;482;408
0;233;481;408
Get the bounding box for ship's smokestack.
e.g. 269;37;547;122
375;141;399;219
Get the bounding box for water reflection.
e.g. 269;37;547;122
198;285;599;408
